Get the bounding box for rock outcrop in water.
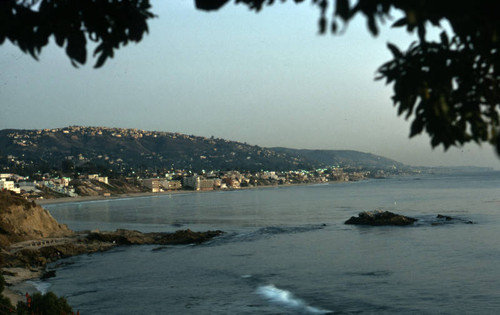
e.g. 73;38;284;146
3;229;223;270
433;214;474;225
345;210;417;226
86;228;223;245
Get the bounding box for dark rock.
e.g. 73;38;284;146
153;229;224;245
41;270;56;279
435;214;474;225
151;246;167;252
436;214;453;220
2;229;224;270
85;229;224;245
345;210;417;226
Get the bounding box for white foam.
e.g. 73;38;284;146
26;280;51;295
257;284;332;314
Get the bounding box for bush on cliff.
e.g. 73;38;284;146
16;292;73;315
0;191;35;213
0;275;14;314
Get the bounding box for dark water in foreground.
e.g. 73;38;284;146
39;172;500;314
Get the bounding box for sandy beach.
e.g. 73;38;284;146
35;189;205;206
2;267;43;304
34;183;309;206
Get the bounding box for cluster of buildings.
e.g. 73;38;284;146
139;168;371;193
0;173;109;199
0;175;20;194
0;166;374;198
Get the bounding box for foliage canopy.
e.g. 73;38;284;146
2;0;500;155
196;0;500;155
0;0;154;67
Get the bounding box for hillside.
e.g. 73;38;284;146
0;127;314;174
0;126;409;175
271;148;405;170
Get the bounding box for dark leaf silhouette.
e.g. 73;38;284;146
391;17;407;28
204;0;500;153
1;0;499;155
1;0;155;67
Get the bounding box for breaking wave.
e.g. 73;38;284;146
27;280;51;295
257;284;332;314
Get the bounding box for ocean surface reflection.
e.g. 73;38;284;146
42;172;500;314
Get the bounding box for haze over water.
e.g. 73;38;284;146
40;172;500;314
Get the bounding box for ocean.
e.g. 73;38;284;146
37;172;500;314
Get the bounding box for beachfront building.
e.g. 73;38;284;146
88;174;109;184
0;179;20;194
183;175;215;191
160;180;182;190
142;179;161;193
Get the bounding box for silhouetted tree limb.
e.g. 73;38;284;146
1;0;499;156
196;0;500;155
0;0;154;68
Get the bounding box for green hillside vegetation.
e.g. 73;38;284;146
0;127;314;175
0;127;409;177
271;148;405;170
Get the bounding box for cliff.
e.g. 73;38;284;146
0;191;73;248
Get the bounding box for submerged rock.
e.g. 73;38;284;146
436;214;453;221
86;229;223;245
41;270;56;280
432;214;474;225
345;210;417;226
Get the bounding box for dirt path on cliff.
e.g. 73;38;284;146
8;237;78;254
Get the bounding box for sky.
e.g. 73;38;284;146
1;1;499;169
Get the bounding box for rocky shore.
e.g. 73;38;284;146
2;229;223;303
0;191;223;304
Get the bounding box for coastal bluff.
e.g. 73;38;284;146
0;191;73;248
0;190;222;303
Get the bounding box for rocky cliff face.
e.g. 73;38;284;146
0;191;73;247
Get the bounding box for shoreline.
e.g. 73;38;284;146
35;182;318;206
3;267;44;305
8;182;334;302
2;229;224;304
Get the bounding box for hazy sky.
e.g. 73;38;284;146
1;1;499;169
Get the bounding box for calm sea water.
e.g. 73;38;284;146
37;172;500;314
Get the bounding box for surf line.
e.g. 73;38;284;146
256;284;333;314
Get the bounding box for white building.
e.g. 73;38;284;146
88;174;109;184
142;179;161;192
183;175;214;191
0;179;20;194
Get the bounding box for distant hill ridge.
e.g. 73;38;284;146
271;148;405;170
0;126;407;172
